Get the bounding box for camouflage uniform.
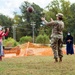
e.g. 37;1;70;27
43;13;64;60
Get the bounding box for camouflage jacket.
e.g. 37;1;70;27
44;20;64;38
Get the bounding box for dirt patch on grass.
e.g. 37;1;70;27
4;42;66;58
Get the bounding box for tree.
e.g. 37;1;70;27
66;3;75;43
0;14;14;26
20;1;43;23
44;0;72;43
60;0;71;16
15;1;44;41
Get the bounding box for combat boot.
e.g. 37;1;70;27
59;57;62;62
54;58;58;63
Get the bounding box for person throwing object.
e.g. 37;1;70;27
41;13;64;62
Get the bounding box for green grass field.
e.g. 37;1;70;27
0;55;75;75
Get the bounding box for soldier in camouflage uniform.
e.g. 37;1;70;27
41;13;64;62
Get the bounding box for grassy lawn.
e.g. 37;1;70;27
0;55;75;75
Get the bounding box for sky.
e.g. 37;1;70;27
0;0;75;18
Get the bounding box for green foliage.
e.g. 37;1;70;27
13;15;22;24
20;1;43;23
3;37;19;47
0;14;14;26
1;0;75;44
19;1;43;37
35;34;50;45
19;36;32;44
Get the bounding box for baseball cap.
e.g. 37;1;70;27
56;13;63;17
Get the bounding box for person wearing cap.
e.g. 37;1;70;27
0;25;9;61
41;13;64;62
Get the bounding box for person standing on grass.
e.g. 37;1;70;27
0;25;9;61
41;13;64;62
66;32;74;55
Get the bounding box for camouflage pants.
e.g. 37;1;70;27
50;37;63;59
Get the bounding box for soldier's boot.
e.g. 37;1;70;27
59;57;62;62
54;58;58;63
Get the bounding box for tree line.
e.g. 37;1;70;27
0;0;75;43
